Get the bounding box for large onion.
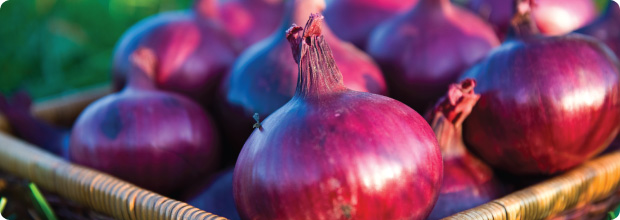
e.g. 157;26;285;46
112;11;238;104
71;48;220;194
367;0;499;112
233;14;442;220
216;0;386;150
323;0;419;49
461;0;620;174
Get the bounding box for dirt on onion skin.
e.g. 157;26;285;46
0;170;113;220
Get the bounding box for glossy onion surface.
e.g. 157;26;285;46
462;33;620;174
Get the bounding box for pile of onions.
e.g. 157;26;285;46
184;169;239;220
463;0;599;38
233;14;442;219
323;0;419;49
112;10;238;104
71;48;220;194
0;92;70;159
461;0;620;175
367;0;499;112
427;79;504;220
194;0;285;49
217;0;386;149
575;1;620;58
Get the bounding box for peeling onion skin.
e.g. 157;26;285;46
323;0;419;49
367;0;499;112
461;2;620;175
194;0;285;49
575;1;620;59
233;14;442;220
72;49;220;195
112;11;238;105
427;79;504;220
216;0;387;151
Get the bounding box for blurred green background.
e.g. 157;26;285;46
0;0;192;99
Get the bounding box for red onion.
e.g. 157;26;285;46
216;0;387;150
112;11;238;104
184;169;240;220
461;1;620;174
0;92;70;159
427;79;504;220
71;48;220;194
323;0;419;49
367;0;499;112
233;14;442;219
463;0;598;38
575;1;620;58
194;0;285;49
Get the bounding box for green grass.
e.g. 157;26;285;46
0;0;192;99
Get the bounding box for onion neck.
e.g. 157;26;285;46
507;0;540;39
286;14;346;98
125;48;158;92
278;0;326;31
429;79;479;160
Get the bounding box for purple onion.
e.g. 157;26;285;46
367;0;499;112
71;48;220;194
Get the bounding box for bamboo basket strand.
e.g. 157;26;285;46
0;132;227;220
444;151;620;220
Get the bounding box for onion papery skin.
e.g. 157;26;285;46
462;0;599;38
112;11;238;104
427;79;504;219
367;0;499;112
575;1;620;59
323;0;419;49
185;169;240;220
194;0;285;49
233;14;442;220
216;0;387;151
72;49;220;194
462;34;620;175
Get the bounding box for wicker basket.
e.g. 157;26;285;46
1;85;619;220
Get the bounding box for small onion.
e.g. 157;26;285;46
71;48;220;194
112;11;238;104
367;0;499;112
194;0;286;49
323;0;419;49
